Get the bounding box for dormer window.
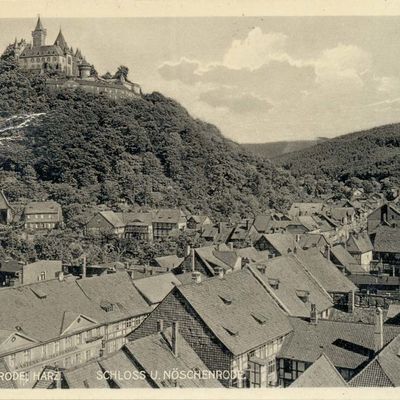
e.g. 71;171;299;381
100;300;114;312
251;312;267;325
296;290;310;303
219;295;233;305
223;327;238;336
268;279;279;290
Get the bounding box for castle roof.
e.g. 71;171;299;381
54;29;68;51
34;16;45;31
19;45;64;58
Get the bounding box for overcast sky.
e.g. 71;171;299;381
2;15;400;142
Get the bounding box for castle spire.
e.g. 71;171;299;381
34;15;45;31
32;15;46;47
54;28;68;51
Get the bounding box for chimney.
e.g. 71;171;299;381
218;222;223;234
192;271;201;284
228;242;234;251
191;248;195;272
325;244;331;260
58;271;64;282
374;307;384;353
157;319;164;332
310;303;318;325
185;245;191;257
215;266;224;279
82;255;87;279
347;291;355;313
295;234;301;243
171;321;179;357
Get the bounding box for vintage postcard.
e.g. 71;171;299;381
0;0;400;399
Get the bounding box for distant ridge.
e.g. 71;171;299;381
242;138;328;159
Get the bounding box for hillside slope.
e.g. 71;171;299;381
243;139;326;159
0;52;301;219
275;123;400;197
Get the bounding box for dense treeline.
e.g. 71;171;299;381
0;50;302;225
275;124;400;199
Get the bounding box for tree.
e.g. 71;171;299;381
114;65;129;80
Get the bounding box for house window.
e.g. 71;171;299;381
9;354;16;368
64;357;71;367
268;359;276;374
54;341;60;354
85;350;91;360
66;336;73;348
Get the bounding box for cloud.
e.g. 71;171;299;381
199;87;273;114
222;27;290;70
158;57;201;84
156;26;400;142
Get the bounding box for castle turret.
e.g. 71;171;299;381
78;59;91;79
32;16;46;48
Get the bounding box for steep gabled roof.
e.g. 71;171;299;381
98;211;124;228
249;255;333;318
373;226;400;253
63;361;109;388
54;29;68;51
34;16;45;31
133;272;181;306
349;334;400;387
24;201;61;215
290;354;347;387
125;328;223;388
347;232;373;254
295;248;357;293
279;317;400;370
177;269;292;355
331;245;365;274
0;191;12;211
257;233;297;255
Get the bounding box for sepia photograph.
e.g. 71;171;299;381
0;0;399;398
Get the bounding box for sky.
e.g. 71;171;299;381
2;14;400;142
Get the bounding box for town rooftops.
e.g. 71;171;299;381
349;334;400;387
0;272;152;352
124;327;223;388
295;248;357;294
330;245;365;274
63;360;110;389
153;208;186;224
373;226;400;253
290;354;347;388
177;268;292;356
24;201;61;215
289;202;325;216
249;255;333;317
278;317;400;370
133;272;181;306
347;232;373;254
258;233;297;255
153;255;184;270
20;45;65;58
194;244;241;274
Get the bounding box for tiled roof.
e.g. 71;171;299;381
98;211;124;228
99;351;152;388
295;248;357;293
20;45;65;57
76;272;152;320
328;207;356;222
153;209;185;224
235;247;269;263
330;245;365;274
118;212;153;226
278;317;400;370
373;226;400;253
0;272;151;349
178;269;292;355
298;234;328;250
200;223;233;243
195;244;240;274
249;255;333;317
154;255;184;270
0;260;22;273
133;273;181;305
349;359;393;387
347;232;373;254
33;366;58;389
258;233;297;255
297;216;320;232
289;203;325;216
290;354;347;387
24;201;61;214
54;29;68;51
349;334;400;387
63;361;109;388
124;327;223;388
253;214;272;232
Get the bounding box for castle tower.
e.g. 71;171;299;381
32;16;46;48
78;59;91;79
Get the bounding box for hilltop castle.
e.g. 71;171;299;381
9;17;142;100
15;16;86;77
